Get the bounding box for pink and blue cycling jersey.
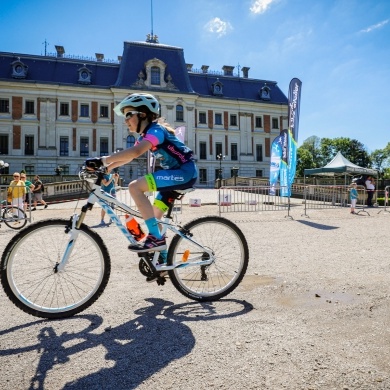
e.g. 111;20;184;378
138;122;194;169
137;122;197;192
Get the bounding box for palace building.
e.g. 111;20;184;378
0;35;288;186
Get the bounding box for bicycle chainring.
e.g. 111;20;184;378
138;258;153;277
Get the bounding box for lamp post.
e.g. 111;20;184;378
217;153;225;180
0;160;9;184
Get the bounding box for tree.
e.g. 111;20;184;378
371;142;390;178
296;148;314;177
319;137;371;167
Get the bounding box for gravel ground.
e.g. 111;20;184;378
0;193;390;390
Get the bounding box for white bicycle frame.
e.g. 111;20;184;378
57;181;214;273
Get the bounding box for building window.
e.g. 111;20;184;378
80;104;89;118
231;143;238;161
272;118;279;129
215;113;222;126
24;135;34;155
60;136;69;156
127;135;136;148
100;137;109;156
80;137;89;157
0;99;9;113
151;66;160;85
199;141;207;160
0;134;9;154
199;112;206;124
25;100;34;115
24;166;34;175
176;105;184;121
256;170;263;177
215;142;222;158
255;116;263;128
256;144;263;162
230;114;237;126
199;168;207;184
60;103;69;116
100;105;109;118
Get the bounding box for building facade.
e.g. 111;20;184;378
0;38;288;186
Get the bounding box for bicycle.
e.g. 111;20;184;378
0;168;249;319
0;200;27;230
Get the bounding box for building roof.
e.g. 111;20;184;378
0;40;288;104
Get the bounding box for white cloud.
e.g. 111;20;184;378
359;19;389;33
204;17;233;38
250;0;276;14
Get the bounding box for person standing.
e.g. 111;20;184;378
32;175;48;210
365;176;375;207
7;172;26;218
350;182;358;214
99;171;119;225
20;173;35;212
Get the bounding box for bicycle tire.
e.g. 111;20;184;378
2;206;27;230
1;219;111;319
167;216;249;301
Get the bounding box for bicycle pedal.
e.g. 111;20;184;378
146;271;168;284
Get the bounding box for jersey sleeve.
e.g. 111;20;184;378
143;127;165;147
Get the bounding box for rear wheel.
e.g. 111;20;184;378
2;206;27;230
168;216;249;301
1;219;111;319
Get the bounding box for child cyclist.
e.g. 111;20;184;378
86;93;197;253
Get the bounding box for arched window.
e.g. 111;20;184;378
151;66;160;85
126;135;136;148
176;105;184;121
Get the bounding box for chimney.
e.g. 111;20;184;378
201;65;209;73
95;53;104;62
117;56;122;63
55;45;65;58
186;63;193;71
241;67;250;78
222;65;234;76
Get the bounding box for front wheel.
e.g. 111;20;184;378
168;216;249;301
1;219;111;319
2;206;27;230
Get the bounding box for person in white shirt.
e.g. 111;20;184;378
365;176;375;207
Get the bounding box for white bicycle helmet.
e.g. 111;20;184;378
114;93;160;116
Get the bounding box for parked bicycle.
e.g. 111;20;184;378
1;168;249;319
0;200;27;230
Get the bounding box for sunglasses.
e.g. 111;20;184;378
125;111;141;120
13;175;20;178
21;176;26;178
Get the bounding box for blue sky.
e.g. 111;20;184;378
1;0;389;152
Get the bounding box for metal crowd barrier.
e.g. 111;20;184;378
302;185;367;216
377;186;390;214
218;186;292;216
217;184;383;217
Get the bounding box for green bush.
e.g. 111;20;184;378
376;197;387;206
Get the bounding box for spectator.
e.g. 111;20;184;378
20;173;35;211
32;175;48;210
365;176;375;207
350;182;358;214
7;172;26;218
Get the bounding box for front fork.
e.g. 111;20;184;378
55;210;87;272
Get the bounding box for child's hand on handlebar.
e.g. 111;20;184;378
85;158;104;170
